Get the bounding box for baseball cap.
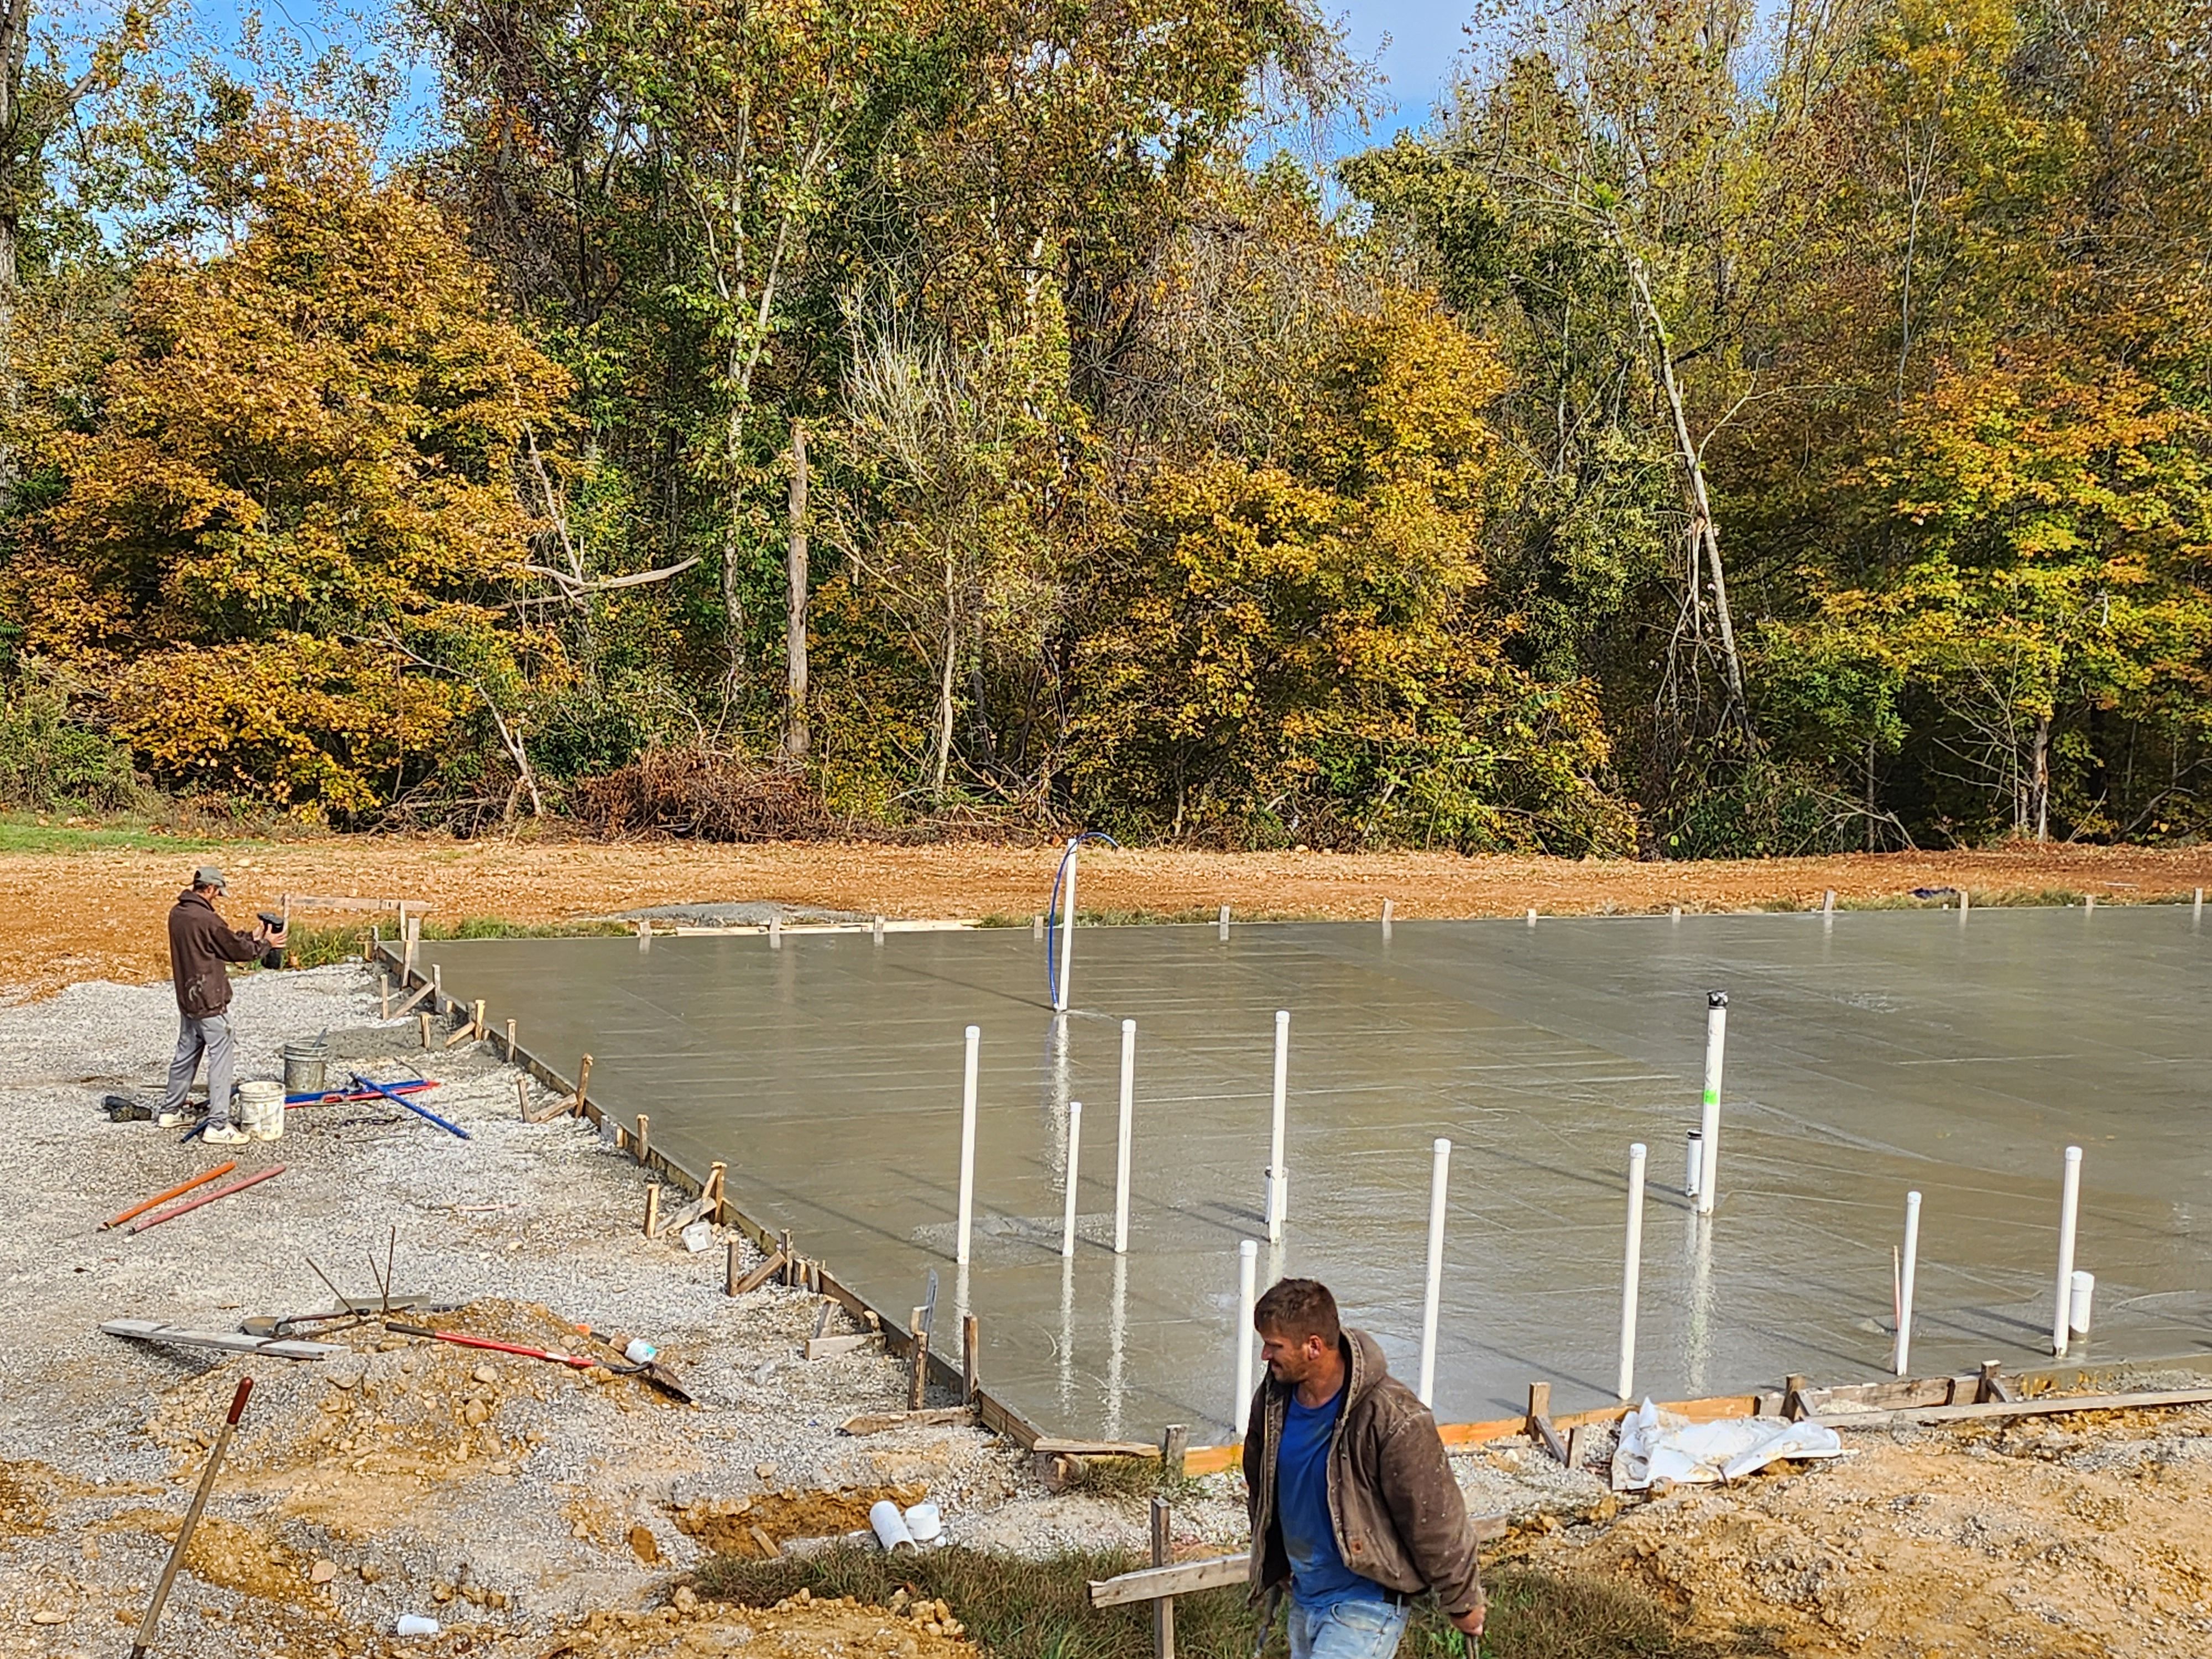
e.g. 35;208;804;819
193;866;228;891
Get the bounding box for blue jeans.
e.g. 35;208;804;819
1287;1597;1411;1659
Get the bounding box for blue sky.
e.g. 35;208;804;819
1336;0;1469;140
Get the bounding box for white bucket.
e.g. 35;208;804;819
238;1080;285;1142
2068;1269;2095;1337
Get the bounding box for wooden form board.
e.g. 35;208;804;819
1087;1517;1506;1608
102;1319;339;1361
1828;1386;2212;1430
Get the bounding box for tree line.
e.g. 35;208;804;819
0;0;2205;854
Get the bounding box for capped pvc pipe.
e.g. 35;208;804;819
1055;839;1078;1013
1218;904;1230;941
955;1025;980;1266
1526;907;1537;927
1267;1011;1290;1244
1894;1190;1922;1377
2052;1145;2083;1356
869;1499;916;1552
1697;992;1727;1214
1617;1141;1647;1402
1062;1099;1083;1258
1416;1138;1450;1406
1683;1130;1703;1200
2069;1269;2095;1337
1114;1019;1136;1255
1959;888;1970;920
1233;1239;1259;1435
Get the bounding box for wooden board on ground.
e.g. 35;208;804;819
806;1334;874;1360
839;1406;977;1436
102;1319;339;1361
1827;1387;2212;1430
1087;1517;1506;1608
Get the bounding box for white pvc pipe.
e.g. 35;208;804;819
873;914;885;945
1416;1138;1450;1406
1055;839;1078;1013
1062;1099;1083;1258
1822;889;1835;916
2053;1145;2082;1355
769;915;782;949
1114;1019;1136;1254
1234;1239;1259;1434
1697;992;1727;1214
1959;888;1970;920
955;1025;980;1266
1526;907;1537;927
1218;904;1230;941
1895;1190;1922;1377
1267;1011;1290;1243
1617;1142;1647;1401
1381;899;1395;936
2195;886;2204;925
2069;1269;2095;1337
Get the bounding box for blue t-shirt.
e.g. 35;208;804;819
1277;1385;1389;1609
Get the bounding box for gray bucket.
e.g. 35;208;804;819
281;1039;330;1096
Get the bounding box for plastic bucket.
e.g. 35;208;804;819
281;1040;329;1096
238;1079;285;1141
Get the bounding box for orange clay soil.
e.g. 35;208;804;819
6;836;2211;997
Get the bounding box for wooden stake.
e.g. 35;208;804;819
962;1312;980;1403
1161;1424;1188;1482
504;1018;517;1061
909;1305;930;1410
707;1161;727;1219
472;999;486;1040
779;1230;795;1285
1150;1496;1176;1659
515;1077;529;1120
635;1113;650;1166
572;1054;593;1117
643;1184;661;1238
726;1238;742;1296
379;974;390;1019
732;1251;787;1296
418;1011;432;1050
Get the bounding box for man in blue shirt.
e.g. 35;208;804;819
1242;1279;1486;1659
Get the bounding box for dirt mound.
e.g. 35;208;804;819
675;1486;929;1557
556;1588;971;1659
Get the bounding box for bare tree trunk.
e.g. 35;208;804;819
1624;250;1751;738
932;546;956;802
2032;712;2051;843
783;419;810;763
719;359;748;695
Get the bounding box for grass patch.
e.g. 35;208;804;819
690;1543;1739;1659
0;812;235;854
281;914;635;969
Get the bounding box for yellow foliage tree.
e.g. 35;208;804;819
6;105;573;817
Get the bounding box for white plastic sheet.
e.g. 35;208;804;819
1610;1399;1845;1491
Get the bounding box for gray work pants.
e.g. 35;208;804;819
165;1012;236;1123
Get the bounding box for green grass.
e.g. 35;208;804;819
0;812;237;854
689;1543;1750;1659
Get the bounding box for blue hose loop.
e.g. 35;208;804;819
1044;831;1120;1008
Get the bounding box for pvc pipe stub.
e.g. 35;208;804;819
2068;1270;2095;1337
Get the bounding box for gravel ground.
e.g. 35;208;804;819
1;961;1595;1659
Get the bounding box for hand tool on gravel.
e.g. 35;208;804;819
350;1071;471;1139
102;1162;237;1230
383;1321;600;1371
126;1165;285;1234
130;1376;254;1658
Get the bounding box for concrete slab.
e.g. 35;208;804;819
420;906;2212;1442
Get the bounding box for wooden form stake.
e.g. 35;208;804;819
1526;1381;1568;1464
706;1161;727;1220
515;1077;529;1119
635;1113;650;1166
726;1238;742;1295
732;1251;786;1296
417;1011;432;1050
572;1054;593;1117
1150;1497;1176;1659
643;1184;661;1238
505;1019;517;1061
962;1312;980;1403
1161;1424;1188;1481
909;1305;930;1410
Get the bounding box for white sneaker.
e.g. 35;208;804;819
201;1123;252;1145
155;1111;187;1128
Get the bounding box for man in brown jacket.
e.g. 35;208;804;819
162;867;284;1141
1243;1279;1485;1659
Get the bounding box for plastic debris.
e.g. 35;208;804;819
1610;1399;1845;1491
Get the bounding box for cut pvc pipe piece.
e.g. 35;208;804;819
1114;1019;1136;1255
873;914;885;945
955;1025;980;1266
1617;1142;1647;1402
1233;1239;1259;1435
1697;992;1727;1214
1895;1190;1922;1378
1267;1010;1290;1244
2053;1145;2083;1356
1055;839;1078;1013
1683;1130;1703;1200
1061;1099;1083;1258
1416;1138;1450;1407
1526;908;1537;927
869;1499;916;1553
2069;1269;2095;1337
769;915;782;948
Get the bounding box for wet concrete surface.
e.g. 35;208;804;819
420;907;2212;1441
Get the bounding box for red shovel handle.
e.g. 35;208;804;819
386;1322;593;1369
226;1377;254;1425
